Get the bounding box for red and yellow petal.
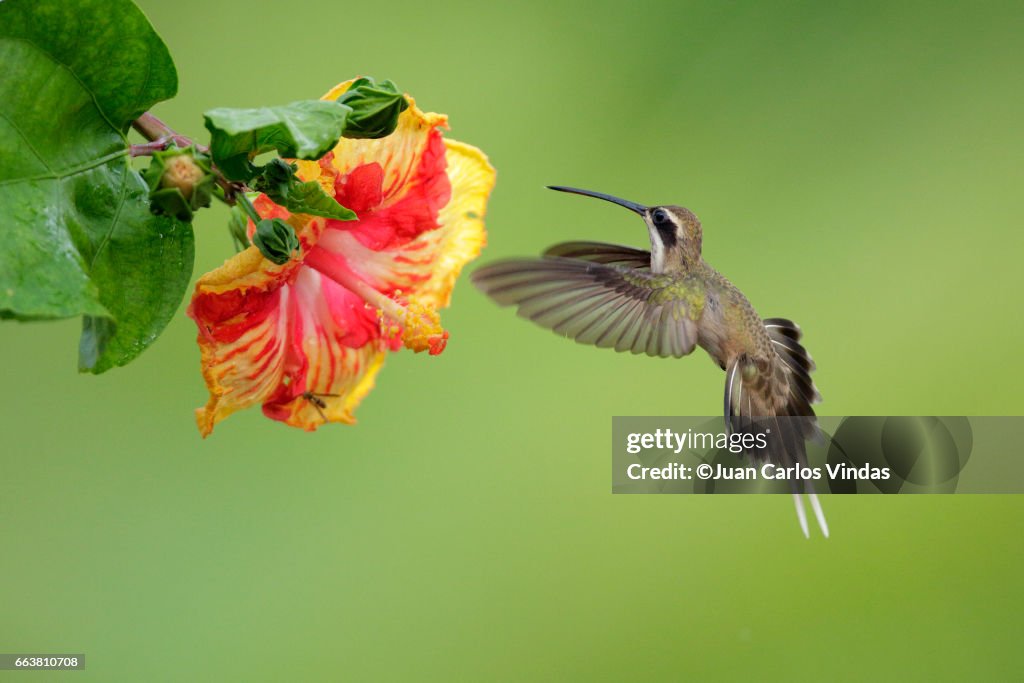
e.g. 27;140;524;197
189;241;388;436
413;138;494;309
259;266;388;431
316;80;450;230
302;81;496;307
189;248;294;437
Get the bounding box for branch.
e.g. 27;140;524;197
132;111;243;203
131;112;205;151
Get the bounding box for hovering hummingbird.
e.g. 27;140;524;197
473;186;827;538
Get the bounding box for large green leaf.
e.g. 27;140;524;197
0;0;193;373
204;101;352;181
77;172;194;374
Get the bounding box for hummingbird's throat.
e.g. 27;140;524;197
647;225;668;272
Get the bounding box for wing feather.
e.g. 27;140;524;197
611;299;648;352
585;296;635;347
543;241;652;269
473;256;700;358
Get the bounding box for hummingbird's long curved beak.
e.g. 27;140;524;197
547;186;647;215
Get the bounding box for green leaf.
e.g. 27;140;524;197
0;0;192;373
251;159;356;221
335;77;409;139
204;101;351;181
285;181;357;220
79;171;194;373
253;218;300;265
251;158;296;200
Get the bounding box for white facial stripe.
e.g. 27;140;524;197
647;224;666;272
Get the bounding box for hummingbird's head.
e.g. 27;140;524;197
645;205;702;271
547;186;703;272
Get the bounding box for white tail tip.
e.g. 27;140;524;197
808;492;830;538
792;492;809;539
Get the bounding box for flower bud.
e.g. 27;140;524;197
252;218;300;265
336;77;409;139
142;146;214;222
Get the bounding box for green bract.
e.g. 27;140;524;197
203;101;351;182
228;206;251;252
336;77;410;139
0;0;193;373
253;218;300;265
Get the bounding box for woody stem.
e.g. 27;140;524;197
131;110;243;203
131;112;202;151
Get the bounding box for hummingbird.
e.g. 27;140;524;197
472;186;827;538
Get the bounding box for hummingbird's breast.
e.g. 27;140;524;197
696;298;730;369
695;264;772;369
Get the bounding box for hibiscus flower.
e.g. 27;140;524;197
188;81;495;436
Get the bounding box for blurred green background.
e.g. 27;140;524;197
3;1;1023;680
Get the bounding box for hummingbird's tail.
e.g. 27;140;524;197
767;318;828;538
791;490;830;539
725;317;826;537
763;318;821;419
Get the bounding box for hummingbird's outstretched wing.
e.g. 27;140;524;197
472;256;700;358
543;242;651;270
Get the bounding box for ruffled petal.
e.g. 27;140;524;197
189;248;295;437
299;82;496;309
259;267;387;431
414;139;494;309
189;245;388;436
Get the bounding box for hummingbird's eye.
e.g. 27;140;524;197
652;208;670;225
